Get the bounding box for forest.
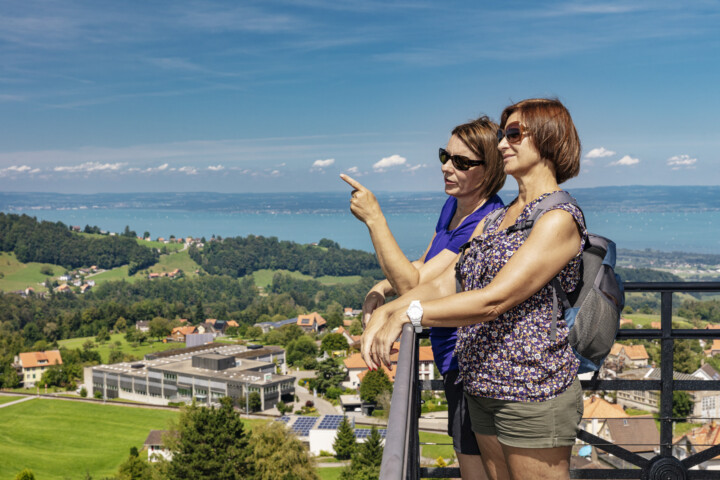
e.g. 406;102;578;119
0;213;158;275
190;235;383;278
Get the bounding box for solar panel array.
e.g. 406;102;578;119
316;415;345;430
354;428;387;439
278;416;291;424
291;417;319;436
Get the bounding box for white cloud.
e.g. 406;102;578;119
54;162;126;173
157;163;169;171
610;155;640;166
585;147;616;158
667;154;697;169
0;165;41;176
404;163;426;172
373;154;406;171
207;165;225;171
346;166;359;174
178;166;198;175
312;158;335;168
271;169;281;176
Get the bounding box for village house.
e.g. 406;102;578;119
617;367;698;413
254;317;297;334
705;339;720;357
144;430;173;462
135;321;150;333
691;364;720;422
596;417;660;468
342;342;434;389
673;421;720;471
16;350;63;387
334;326;361;350
297;312;327;333
169;326;197;342
607;343;650;369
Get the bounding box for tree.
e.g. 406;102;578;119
286;335;319;366
247;421;319;480
320;333;349;354
114;316;128;333
245;326;263;341
116;446;153;480
359;368;393;404
165;397;252;479
2;365;20;388
340;426;383;480
149;317;172;340
194;299;205;324
669;391;694;422
95;327;110;343
348;319;363;336
309;358;345;395
333;416;356;460
674;340;702;373
249;392;262;412
276;400;292;415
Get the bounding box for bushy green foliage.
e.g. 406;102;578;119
320;333;349;354
190;234;380;278
247;421;318;480
116;447;152;480
309;358;345;395
286;336;318;366
165;397;252;480
359;369;393;403
0;213;158;273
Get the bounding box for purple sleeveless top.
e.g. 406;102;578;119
426;194;504;374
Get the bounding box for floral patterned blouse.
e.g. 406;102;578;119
454;191;586;402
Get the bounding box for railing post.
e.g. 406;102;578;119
659;290;674;458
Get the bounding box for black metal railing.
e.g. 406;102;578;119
379;282;720;480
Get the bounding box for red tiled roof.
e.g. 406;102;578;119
297;312;327;327
19;350;63;368
583;395;628;419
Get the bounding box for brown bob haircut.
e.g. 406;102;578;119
500;98;581;184
451;115;506;198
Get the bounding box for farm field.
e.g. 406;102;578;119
252;268;361;288
623;313;696;329
58;333;184;363
0;398;178;479
0;251;55;293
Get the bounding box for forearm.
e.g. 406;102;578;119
365;216;419;294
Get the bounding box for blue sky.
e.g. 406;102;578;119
1;0;718;194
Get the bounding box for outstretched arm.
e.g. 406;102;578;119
361;209;582;369
341;174;422;294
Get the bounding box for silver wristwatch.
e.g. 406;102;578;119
406;300;423;334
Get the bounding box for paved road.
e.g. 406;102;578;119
264;368;342;416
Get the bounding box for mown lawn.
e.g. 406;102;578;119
58;333;184;363
0;398;178;480
0;395;22;405
418;431;455;461
0;251;55;293
252;268;361;288
317;466;344;480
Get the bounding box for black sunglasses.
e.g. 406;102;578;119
438;148;485;171
497;122;530;144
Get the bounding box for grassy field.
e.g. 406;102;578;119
317;466;344;480
0;251;55;293
145;250;200;277
0;395;22;405
252;269;362;288
418;431;456;461
58;333;184;363
623;313;695;329
0;398;178;479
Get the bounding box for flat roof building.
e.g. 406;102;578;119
84;344;294;411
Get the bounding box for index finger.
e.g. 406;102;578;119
339;173;365;191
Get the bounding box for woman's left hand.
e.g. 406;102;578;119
362;306;408;369
340;174;383;226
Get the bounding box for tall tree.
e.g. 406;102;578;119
333;416;356;460
247;421;319;480
340;426;383;480
320;333;349;354
165;397;252;480
309;358;345;395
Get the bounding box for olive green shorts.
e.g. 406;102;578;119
464;379;583;448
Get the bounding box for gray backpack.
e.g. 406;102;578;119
457;191;624;373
